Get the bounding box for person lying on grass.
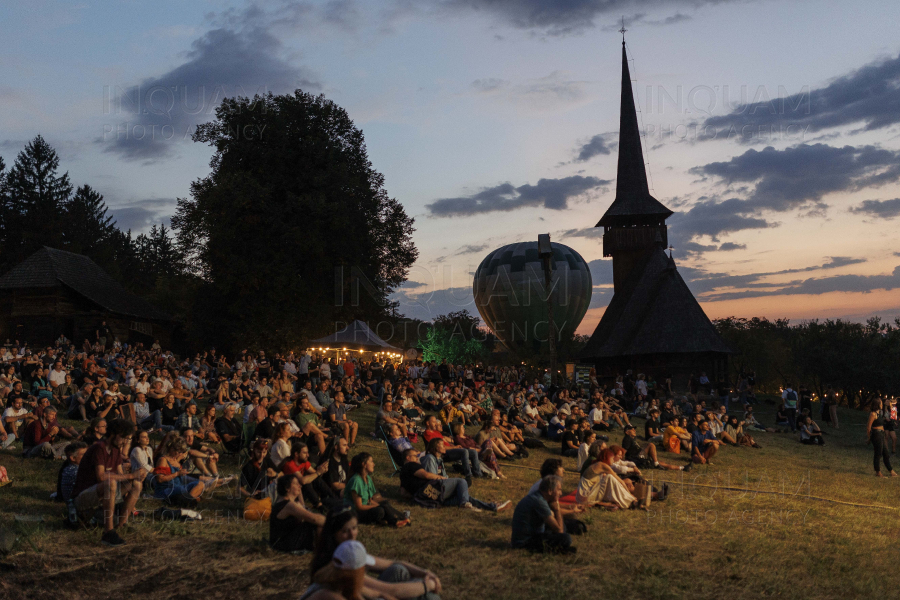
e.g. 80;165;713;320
304;507;442;600
400;444;510;513
510;475;575;554
344;452;409;528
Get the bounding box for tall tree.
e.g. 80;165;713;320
172;91;418;351
64;184;117;256
1;135;72;269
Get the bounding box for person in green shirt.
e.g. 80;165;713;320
293;397;328;455
344;452;408;528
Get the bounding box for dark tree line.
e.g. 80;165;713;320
715;316;900;408
2;88;420;355
0;136;184;299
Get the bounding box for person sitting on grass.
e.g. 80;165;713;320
81;417;107;445
56;440;88;504
294;396;329;456
622;424;690;471
305;515;442;600
692;421;722;465
153;436;205;506
743;406;777;433
71;418;145;547
215;403;242;454
270;472;326;554
799;416;824;446
376;400;411;439
422;416;482;485
724;416;761;448
577;430;597;471
404;442;510;513
645;408;664;445
129;430;155;485
475;413;521;460
510;475;575;554
453;423;502;479
575;448;637;510
323;437;351;497
328;392;358;447
182;427;221;477
344;452;409;528
282;443;335;510
663;417;692;454
560;419;580;458
21;405;68;458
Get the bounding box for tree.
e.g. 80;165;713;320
1;135;73;270
419;310;490;364
64;184;117;257
172;90;418;351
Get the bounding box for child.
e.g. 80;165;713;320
57;441;88;527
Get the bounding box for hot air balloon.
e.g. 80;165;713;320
473;241;592;354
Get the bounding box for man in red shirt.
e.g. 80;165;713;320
22;405;67;458
72;418;146;546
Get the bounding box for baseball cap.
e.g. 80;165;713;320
332;540;375;570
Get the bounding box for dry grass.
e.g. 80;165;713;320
1;398;898;600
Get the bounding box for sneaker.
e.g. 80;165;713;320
495;500;512;512
460;502;482;513
402;510;411;520
101;529;126;547
682;462;693;472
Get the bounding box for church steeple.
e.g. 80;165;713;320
597;41;673;292
597;42;673;228
615;41;652;204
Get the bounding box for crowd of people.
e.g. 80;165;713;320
0;333;891;594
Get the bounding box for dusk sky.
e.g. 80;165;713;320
3;0;900;333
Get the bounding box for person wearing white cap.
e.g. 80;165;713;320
304;507;442;600
304;540;371;599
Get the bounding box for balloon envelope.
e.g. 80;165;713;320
473;241;592;354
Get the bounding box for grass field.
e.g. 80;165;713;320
1;398;898;600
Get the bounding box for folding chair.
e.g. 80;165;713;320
377;424;402;477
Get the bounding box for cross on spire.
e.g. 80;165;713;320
619;16;626;44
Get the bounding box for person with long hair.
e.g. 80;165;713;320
344;452;408;527
304;507;441;600
575;448;638;510
866;398;898;477
269;473;325;553
269;421;293;470
153;436;205;505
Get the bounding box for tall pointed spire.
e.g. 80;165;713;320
596;42;672;227
615;41;651;201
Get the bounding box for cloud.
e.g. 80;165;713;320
391;285;477;322
101;27;318;161
587;259;613;286
703;265;900;301
716;242;745;251
678;256;871;298
472;78;509;93
668;197;774;242
700;52;900;141
108;198;174;232
440;0;728;36
850;198;900;219
692;144;900;214
557;226;603;240
574;133;616;162
458;243;490;255
426;175;610;217
600;12;691;31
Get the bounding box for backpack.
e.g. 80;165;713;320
785;390;798;408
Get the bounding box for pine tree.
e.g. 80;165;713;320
2;135;73;270
64;184;117;256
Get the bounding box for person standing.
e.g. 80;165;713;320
782;384;799;432
866;399;897;478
